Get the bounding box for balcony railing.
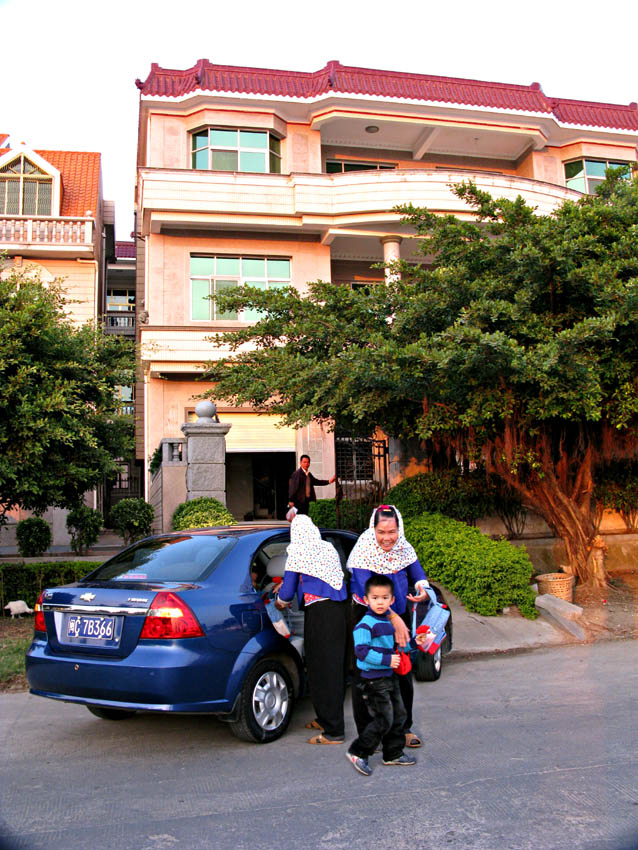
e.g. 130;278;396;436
0;216;93;247
104;312;136;335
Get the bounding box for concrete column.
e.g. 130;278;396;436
381;235;402;283
181;401;232;505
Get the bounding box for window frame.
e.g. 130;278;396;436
189;255;292;323
564;158;631;194
191;128;282;174
325;159;397;174
0;153;54;216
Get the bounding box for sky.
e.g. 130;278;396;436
2;0;636;240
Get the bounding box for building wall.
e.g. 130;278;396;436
9;257;98;326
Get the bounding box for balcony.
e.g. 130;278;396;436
104;312;136;336
138;167;582;238
0;215;94;257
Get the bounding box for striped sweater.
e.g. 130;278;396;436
353;610;397;679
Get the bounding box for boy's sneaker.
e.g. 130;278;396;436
346;751;373;776
382;753;417;766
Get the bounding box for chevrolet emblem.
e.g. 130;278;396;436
80;592;96;602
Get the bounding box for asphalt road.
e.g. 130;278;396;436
1;641;638;850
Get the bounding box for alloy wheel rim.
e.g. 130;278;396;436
252;671;289;730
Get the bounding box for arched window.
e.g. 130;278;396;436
0;154;53;215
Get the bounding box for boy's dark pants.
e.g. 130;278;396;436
348;675;407;761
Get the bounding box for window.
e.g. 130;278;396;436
106;288;135;312
0;154;53;215
564;159;630;194
326;160;396;173
191;129;281;173
115;385;134;416
190;256;291;321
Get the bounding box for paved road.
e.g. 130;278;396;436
1;642;637;850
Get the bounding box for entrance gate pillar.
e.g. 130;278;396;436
181;401;232;505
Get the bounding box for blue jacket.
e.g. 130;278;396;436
350;559;428;614
353;610;396;679
278;570;347;606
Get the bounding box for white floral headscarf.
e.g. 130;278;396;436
347;504;417;575
285;514;344;590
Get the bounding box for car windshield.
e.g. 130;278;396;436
83;535;236;583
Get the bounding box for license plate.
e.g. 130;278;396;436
66;615;117;642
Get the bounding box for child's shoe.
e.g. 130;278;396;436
382;753;417;766
346;751;373;776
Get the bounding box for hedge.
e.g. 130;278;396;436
172;497;235;531
404;513;537;619
309;499;374;532
386;469;494;525
0;562;102;612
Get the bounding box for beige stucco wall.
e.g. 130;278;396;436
9;258;97;327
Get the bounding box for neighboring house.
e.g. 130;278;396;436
0;136;118;551
134;60;638;521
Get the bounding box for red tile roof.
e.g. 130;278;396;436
115;240;136;258
137;60;638;132
0;147;101;217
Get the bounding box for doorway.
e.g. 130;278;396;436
226;452;296;521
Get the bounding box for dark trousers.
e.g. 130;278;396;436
348;676;407;761
351;603;414;735
304;599;348;739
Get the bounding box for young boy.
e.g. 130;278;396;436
346;574;424;776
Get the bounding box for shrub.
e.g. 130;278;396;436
309;498;373;531
15;517;52;557
0;561;101;611
594;462;638;532
172;497;234;531
386;469;494;525
66;505;103;554
404;512;537;619
149;445;162;478
108;498;154;545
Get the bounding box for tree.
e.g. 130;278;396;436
0;266;134;525
204;171;638;589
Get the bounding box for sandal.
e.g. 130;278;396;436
307;734;344;745
305;719;324;731
405;732;422;748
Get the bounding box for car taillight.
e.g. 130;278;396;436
139;592;204;640
34;592;46;633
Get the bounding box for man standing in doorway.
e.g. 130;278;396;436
288;455;336;516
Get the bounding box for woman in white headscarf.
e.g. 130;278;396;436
347;504;430;748
276;514;348;744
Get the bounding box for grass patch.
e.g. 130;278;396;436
0;619;33;690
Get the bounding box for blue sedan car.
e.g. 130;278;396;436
26;524;451;743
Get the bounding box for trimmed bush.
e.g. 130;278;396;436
172;497;234;531
309;498;373;531
108;498;154;545
66;505;103;554
387;469;494;525
404;512;537;619
0;561;101;611
15;518;52;558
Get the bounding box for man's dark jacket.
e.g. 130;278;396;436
288;468;330;511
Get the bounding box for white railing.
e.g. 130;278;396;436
0;216;93;246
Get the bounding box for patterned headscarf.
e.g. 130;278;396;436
285;514;344;590
347;504;417;575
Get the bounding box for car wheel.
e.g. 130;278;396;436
413;646;443;682
230;658;294;743
86;706;137;721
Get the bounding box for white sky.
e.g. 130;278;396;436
2;0;636;240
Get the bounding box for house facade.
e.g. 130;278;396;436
135;61;638;522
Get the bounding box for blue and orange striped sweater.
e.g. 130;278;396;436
353;610;397;679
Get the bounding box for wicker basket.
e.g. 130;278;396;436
535;572;575;602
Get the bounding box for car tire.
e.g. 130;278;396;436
86;706;137;721
413;646;443;682
230;658;294;743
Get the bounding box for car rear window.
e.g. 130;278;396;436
84;535;236;583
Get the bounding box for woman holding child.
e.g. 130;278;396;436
276;513;348;744
347;504;430;752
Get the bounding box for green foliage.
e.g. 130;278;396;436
0;561;100;610
387;469;493;525
0;265;134;525
0;631;31;684
15;517;52;557
108;498;154;545
66;505;103;554
309;498;373;531
404;513;537;618
149;445;162;477
594;462;638;531
171;497;235;531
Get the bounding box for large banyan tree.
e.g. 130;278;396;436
205;171;638;588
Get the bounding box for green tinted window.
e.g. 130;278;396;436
242;258;265;277
269;136;281;155
210;129;237;147
190;257;215;276
192;149;208;169
267;259;290;278
240;151;267;172
243;280;267;322
212;150;237;171
240;131;267;149
192;131;208;149
269;152;281;174
191;279;211;320
215;279;238;321
585;160;607;177
216;257;240;276
565;161;584;179
566;176;586;193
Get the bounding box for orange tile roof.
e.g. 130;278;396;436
0;147;101;218
36;150;101;217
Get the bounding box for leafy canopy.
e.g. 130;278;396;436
0;265;134;523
